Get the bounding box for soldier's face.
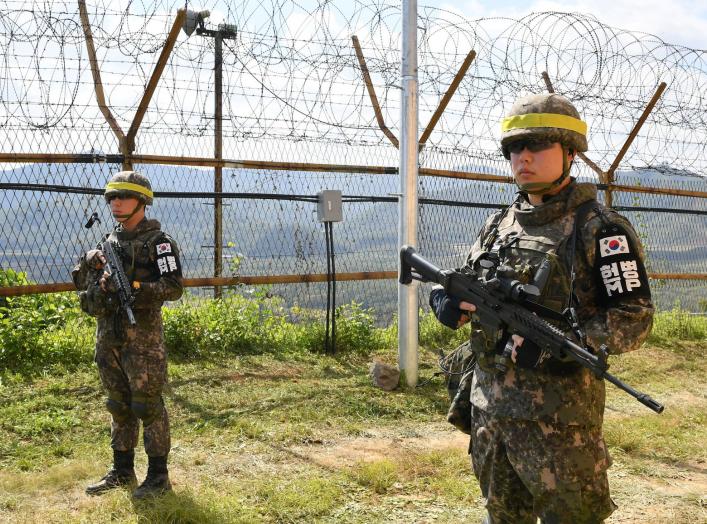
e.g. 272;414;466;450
109;195;141;221
510;141;571;187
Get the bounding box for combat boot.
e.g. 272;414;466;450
133;455;172;499
85;449;137;495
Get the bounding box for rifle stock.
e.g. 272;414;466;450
400;245;664;414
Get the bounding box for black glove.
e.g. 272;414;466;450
429;287;465;330
512;338;549;369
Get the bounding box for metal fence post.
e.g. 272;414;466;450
214;32;224;299
398;0;419;388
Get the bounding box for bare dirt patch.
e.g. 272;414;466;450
289;423;469;469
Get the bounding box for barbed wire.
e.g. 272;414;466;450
1;1;706;319
1;1;706;178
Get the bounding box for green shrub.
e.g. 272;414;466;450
328;301;383;354
164;292;384;360
0;270;90;375
648;307;707;346
163;289;289;359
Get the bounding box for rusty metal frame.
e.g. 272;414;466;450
351;36;477;153
3;270;705;297
0;271;399;297
351;36;399;149
606;82;668;180
418;50;476;149
78;0;125;147
78;3;185;169
541;71;606;181
125;9;186;165
3;46;703;298
601;81;667;207
3;152;707;199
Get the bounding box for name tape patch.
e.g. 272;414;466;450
157;255;178;275
599;260;643;297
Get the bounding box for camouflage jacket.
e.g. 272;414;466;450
72;218;183;318
467;181;654;427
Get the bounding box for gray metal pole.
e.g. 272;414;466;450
398;0;419;387
214;32;223;299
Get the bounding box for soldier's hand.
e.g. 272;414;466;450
99;271;117;293
457;301;476;327
85;249;106;270
509;334;525;363
509;335;550;368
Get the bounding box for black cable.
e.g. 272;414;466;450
329;221;336;355
324;220;331;355
2;184;704;216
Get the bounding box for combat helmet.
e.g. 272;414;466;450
500;93;588;194
501;93;588;159
104;171;154;206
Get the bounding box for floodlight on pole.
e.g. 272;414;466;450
185;11;237;298
182;9;210;37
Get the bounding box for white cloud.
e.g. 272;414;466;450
441;0;707;50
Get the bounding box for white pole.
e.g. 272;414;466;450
398;0;419;387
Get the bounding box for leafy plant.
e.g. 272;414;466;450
0;269;90;375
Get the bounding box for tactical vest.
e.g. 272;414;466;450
469;208;573;370
108;227;165;294
468;184;606;427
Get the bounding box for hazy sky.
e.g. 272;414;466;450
442;0;707;50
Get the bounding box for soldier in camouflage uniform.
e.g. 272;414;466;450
430;94;654;523
72;171;183;499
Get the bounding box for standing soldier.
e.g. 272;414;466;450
72;170;183;499
430;94;654;523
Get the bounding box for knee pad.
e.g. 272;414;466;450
106;391;132;423
131;394;162;426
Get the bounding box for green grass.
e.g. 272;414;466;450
0;304;705;522
647;307;707;345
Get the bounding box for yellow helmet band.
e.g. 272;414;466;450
105;182;153;199
501;113;587;136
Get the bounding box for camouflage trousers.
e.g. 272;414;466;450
469;407;616;524
95;311;171;457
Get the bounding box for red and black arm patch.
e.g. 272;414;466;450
593;223;651;306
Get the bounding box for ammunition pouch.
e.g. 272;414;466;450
442;340;476;434
447;371;473;434
470;327;505;372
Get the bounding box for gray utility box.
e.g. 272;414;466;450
317;190;343;222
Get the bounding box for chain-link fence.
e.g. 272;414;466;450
1;2;706;342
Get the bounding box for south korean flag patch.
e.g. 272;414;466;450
599;235;630;257
593;223;651;306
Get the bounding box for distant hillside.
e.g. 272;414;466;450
1;163;705;311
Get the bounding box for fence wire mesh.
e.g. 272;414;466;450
1;2;706;349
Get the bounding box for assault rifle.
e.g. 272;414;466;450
399;245;664;414
102;240;137;326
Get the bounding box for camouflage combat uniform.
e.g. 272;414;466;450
465;181;654;523
73;217;183;457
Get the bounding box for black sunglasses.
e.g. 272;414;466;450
107;191;136;201
506;139;556;155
